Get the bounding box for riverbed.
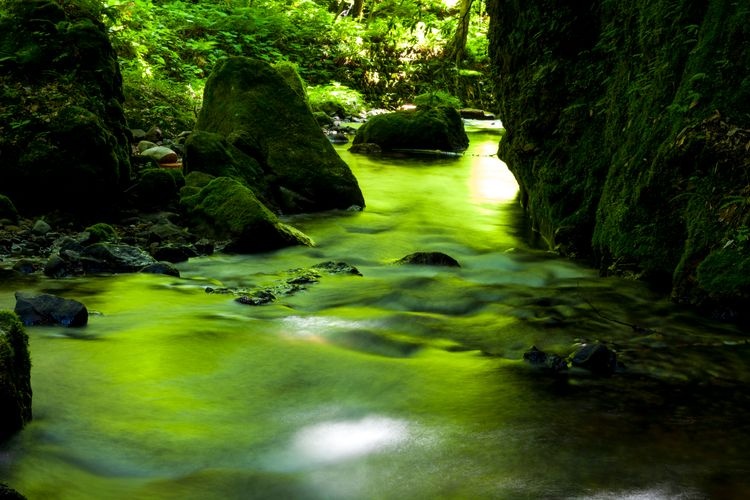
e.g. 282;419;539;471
2;124;750;499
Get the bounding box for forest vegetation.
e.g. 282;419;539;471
93;0;494;134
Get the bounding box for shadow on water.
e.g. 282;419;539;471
1;127;750;498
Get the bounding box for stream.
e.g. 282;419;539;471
2;123;750;499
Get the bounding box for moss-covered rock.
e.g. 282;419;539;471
0;195;19;223
191;57;364;213
0;311;32;442
488;1;750;317
83;223;118;244
128;168;181;211
0;0;130;216
180;177;312;253
352;106;469;152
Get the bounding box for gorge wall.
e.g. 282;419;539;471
488;1;750;320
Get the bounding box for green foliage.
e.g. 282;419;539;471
414;90;462;109
307;82;366;117
96;0;493;126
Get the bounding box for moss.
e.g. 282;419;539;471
84;223;118;244
195;57;364;213
129;168;180;211
181;177;311;253
0;310;32;442
0;195;19;223
352;106;469;152
273;61;308;104
488;0;750;311
413;91;462;109
697;247;750;297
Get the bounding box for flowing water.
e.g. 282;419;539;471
2;124;750;499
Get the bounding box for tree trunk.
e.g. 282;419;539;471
446;0;474;63
351;0;364;18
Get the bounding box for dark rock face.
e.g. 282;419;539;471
488;2;750;317
0;311;32;442
187;57;365;213
14;292;88;327
0;0;130;216
352;106;469;153
569;343;618;377
396;252;461;267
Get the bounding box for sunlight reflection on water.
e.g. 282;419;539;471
292;416;410;465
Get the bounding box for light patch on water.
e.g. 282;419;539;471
281;315;374;339
575;486;702;499
469;157;519;204
292;416;410;465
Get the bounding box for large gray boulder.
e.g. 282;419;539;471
14;292;88;327
185;57;364;213
0;311;32;441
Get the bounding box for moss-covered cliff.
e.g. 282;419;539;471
488;0;750;320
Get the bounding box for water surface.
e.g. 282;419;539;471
2;124;750;499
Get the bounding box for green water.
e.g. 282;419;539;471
2;125;750;499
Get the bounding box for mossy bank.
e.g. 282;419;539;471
488;1;750;320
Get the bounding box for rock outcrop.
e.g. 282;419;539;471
184;57;365;213
0;311;32;441
488;2;750;319
0;0;130;216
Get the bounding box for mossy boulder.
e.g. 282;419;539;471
0;311;32;442
190;57;364;213
180;177;312;253
128;168;183;211
0;195;19;224
83;223;118;244
0;0;130;216
352;106;469;152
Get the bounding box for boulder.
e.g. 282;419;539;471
352;106;469;152
0;311;32;442
187;57;364;213
128;168;181;211
0;482;26;499
80;243;158;274
0;1;130;215
0;195;19;224
14;292;88;327
140;146;178;164
569;343;618;376
180;176;312;253
140;262;180;277
396;251;461;267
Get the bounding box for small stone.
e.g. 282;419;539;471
31;219;51;235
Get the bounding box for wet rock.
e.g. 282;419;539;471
14;292;88;327
459;108;496;120
31;220;51;236
311;261;362;276
151;243;197;263
0;482;26;499
0;195;19;224
11;259;37;275
0;311;32;443
140;261;180;277
396;251;460;267
140;146;178;164
569;342;618;376
80;242;157;274
523;346;568;373
137;140;159;153
348;143;382;155
236;290;277;306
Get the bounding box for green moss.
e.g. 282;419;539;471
352;106;469;152
84;223;118;243
0;310;32;441
697;247;750;296
181;177;311;252
273;61;308;104
413;90;462;109
130;168;179;210
0;195;19;223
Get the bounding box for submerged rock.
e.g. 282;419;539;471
14;292;88;327
396;252;460;267
523;346;568;373
569;343;618;376
352;106;469;152
0;311;32;442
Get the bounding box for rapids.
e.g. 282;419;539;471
1;123;749;499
